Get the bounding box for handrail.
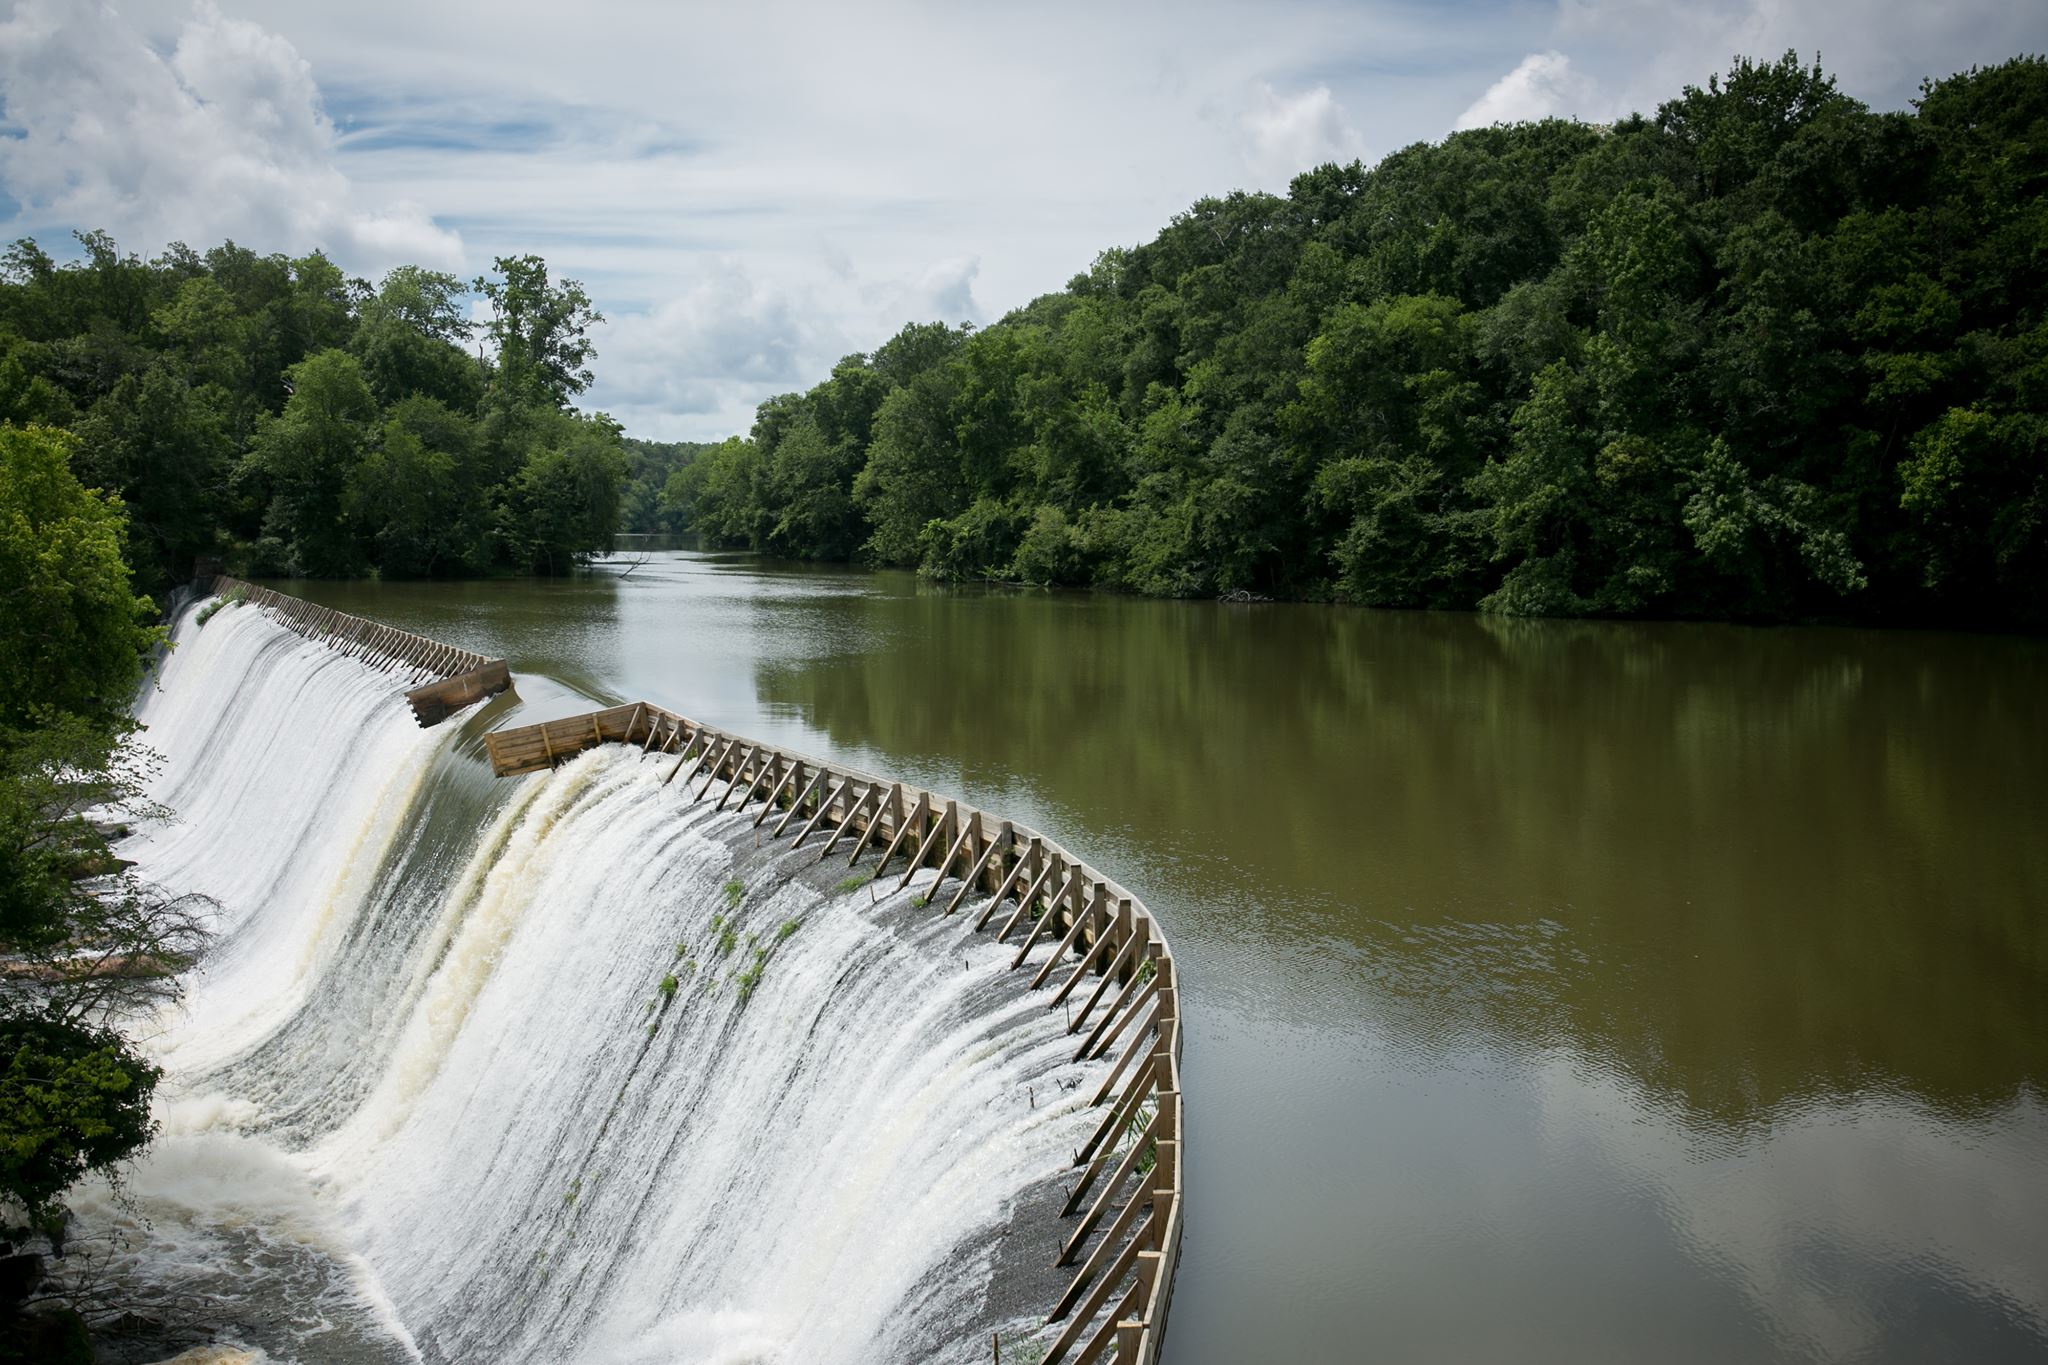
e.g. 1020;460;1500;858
203;577;512;727
484;704;1186;1363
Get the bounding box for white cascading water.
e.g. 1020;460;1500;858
82;597;1101;1363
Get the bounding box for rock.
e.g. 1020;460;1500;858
143;1347;264;1365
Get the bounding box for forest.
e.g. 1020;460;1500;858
2;54;2040;627
667;54;2045;627
0;244;643;597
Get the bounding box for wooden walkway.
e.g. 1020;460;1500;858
206;576;512;726
486;704;1186;1365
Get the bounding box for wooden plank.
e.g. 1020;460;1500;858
1062;1107;1162;1264
791;776;849;848
1014;869;1083;970
944;815;1005;916
1033;883;1107;990
1044;1210;1153;1341
870;788;928;881
755;758;801;827
899;801;960;892
773;767;827;839
722;746;772;813
692;737;739;802
1081;968;1160;1065
975;837;1039;931
996;857;1062;944
818;782;877;859
1071;911;1142;1034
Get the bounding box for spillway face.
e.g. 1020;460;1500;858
95;597;1106;1363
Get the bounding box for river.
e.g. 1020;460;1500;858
194;553;2048;1362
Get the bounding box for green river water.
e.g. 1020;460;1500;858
272;551;2047;1364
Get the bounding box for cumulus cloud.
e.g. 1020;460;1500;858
1454;51;1601;129
0;0;460;273
1241;82;1366;185
592;251;988;437
596;262;810;416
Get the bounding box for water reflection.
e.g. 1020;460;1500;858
273;557;2048;1363
756;581;2046;1120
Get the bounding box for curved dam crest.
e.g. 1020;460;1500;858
87;588;1179;1363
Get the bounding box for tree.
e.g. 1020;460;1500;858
475;255;603;407
237;349;376;576
0;426;160;732
0;433;201;1235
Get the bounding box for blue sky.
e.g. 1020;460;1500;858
2;0;2042;440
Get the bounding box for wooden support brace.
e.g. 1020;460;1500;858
1033;884;1108;990
1070;917;1142;1035
1061;1107;1163;1264
1012;868;1082;968
1071;1280;1145;1365
1066;1079;1157;1217
774;768;828;839
976;838;1040;931
792;776;848;847
943;815;1004;916
692;737;739;801
1050;902;1126;1008
817;782;874;859
712;744;757;811
755;759;801;827
661;727;704;785
1085;959;1161;1060
870;789;929;881
1044;1210;1153;1340
996;857;1062;944
843;782;899;866
899;800;959;892
724;748;774;813
1075;1057;1155;1170
1089;1001;1162;1108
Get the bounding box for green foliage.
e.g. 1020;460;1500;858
0;439;205;1225
834;873;867;894
0;242;630;585
776;917;801;941
0;426;163;731
658;973;679;1000
194;583;248;627
722;878;744;909
648;53;2048;628
0;1016;160;1222
734;945;769;1004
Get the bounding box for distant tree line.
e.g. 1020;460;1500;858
0;241;629;594
663;54;2045;627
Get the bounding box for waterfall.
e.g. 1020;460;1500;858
83;597;1099;1363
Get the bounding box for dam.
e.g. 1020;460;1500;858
100;580;1181;1363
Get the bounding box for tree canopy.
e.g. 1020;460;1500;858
667;54;2048;628
0;244;628;590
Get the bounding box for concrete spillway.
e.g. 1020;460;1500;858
87;588;1180;1363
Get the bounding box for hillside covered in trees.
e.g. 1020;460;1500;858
668;54;2046;627
0;243;629;594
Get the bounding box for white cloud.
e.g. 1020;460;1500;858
6;0;2045;440
0;0;460;274
591;251;989;437
1454;51;1600;129
1241;82;1366;186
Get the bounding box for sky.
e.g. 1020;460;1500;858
1;0;2041;441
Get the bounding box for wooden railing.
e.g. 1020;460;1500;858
205;577;511;727
485;703;1186;1364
